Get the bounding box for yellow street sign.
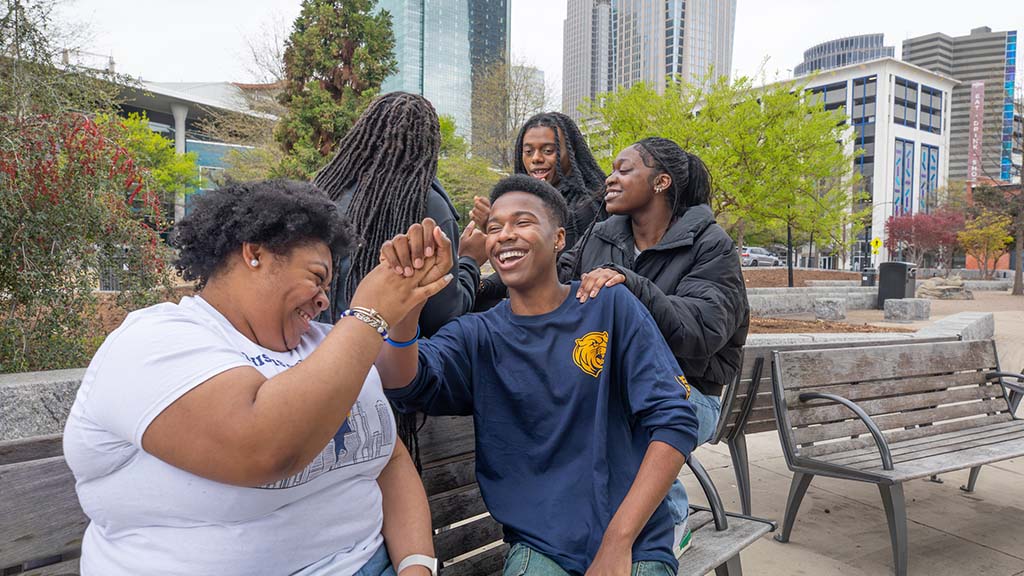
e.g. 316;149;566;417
870;237;882;250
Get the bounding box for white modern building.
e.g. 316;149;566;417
792;58;958;269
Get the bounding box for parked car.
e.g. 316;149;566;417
740;246;782;267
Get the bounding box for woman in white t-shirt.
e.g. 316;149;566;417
64;180;452;576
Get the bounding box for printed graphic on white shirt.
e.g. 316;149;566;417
261;399;395;489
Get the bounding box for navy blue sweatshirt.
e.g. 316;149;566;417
386;283;699;574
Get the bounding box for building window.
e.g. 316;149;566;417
919;144;939;214
893;138;915;216
893;77;918;128
919;85;943;134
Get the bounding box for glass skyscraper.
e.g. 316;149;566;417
379;0;509;138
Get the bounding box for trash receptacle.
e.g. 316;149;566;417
861;267;877;287
877;261;917;308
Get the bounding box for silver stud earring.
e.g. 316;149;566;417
250;259;260;267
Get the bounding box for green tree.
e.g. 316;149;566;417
97;112;200;217
436;115;502;219
973;185;1024;294
274;0;397;177
583;73;862;283
0;0;172;372
958;210;1013;280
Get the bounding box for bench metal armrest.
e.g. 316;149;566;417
687;454;729;531
798;392;894;471
988;371;1024;396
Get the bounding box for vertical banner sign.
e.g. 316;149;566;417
967;81;985;182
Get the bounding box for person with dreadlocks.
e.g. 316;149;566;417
314;92;487;466
314;91;486;334
472;111;605;310
558;137;750;558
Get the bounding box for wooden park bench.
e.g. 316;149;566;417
769;339;1024;576
0;413;774;575
711;336;957;515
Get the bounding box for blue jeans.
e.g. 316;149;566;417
503;543;674;576
667;385;721;526
352;545;396;576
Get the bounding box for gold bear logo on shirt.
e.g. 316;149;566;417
573;331;608;378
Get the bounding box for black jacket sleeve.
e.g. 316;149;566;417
604;231;746;362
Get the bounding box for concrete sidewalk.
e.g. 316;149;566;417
681;291;1024;575
680;433;1024;575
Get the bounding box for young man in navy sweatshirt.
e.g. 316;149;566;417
375;175;698;575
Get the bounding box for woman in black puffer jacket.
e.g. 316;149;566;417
558;137;749;556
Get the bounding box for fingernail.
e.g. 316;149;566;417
414;258;423;268
444;273;453;282
425;247;434;257
405;267;413;276
395;266;404;275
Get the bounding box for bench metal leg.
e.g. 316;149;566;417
714;555;743;576
728;433;752;515
960;466;982;493
878;483;909;576
928;474;943;484
774;472;812;543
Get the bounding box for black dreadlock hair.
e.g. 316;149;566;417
312;92;441;472
569;137;713;278
513;112;606;244
313;91;441;305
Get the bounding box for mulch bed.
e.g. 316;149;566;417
749;317;912;334
743;268;860;288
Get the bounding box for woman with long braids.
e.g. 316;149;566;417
473;112;605;309
314;92;487;464
314;91;485;334
559;137;749;558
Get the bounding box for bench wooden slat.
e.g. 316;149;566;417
800;413;1014;457
859;427;1024;469
0;457;87;568
858;436;1024;481
744;420;781;435
790;384;1005;427
429;484;489;530
821;419;1024;466
421;453;476;497
418;416;475;466
0;434;64;466
17;557;80;576
784;370;989;406
680;511;774;576
792;398;1009;446
443;543;508;576
775;339;996;390
434;514;504;562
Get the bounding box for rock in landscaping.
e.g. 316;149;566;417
915;275;974;300
884;298;931;322
813;298;846;321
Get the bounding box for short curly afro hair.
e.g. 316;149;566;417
171;180;353;289
489;174;569;228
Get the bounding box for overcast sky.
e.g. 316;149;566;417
59;0;1022;105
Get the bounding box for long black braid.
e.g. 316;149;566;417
513;112;606;246
314;91;441;304
570;137;713;278
313;91;441;471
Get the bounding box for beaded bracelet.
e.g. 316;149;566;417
339;307;389;340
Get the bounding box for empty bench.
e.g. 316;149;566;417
0;413;774;575
712;336;957;515
769;339;1024;576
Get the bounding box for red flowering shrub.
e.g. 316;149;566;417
0;113;174;372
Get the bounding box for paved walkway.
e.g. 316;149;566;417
679;292;1024;575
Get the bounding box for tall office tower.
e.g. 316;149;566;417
612;0;736;92
562;0;612;120
903;27;1018;183
379;0;509;138
794;33;895;76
